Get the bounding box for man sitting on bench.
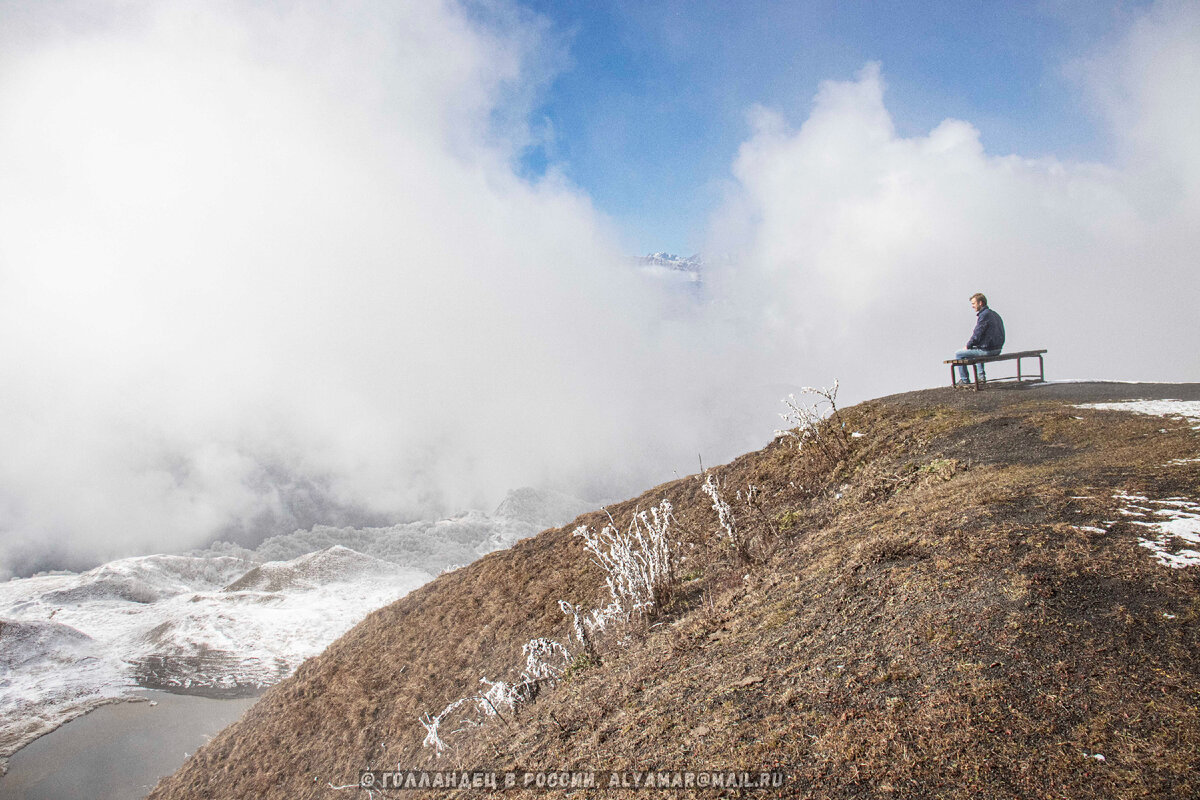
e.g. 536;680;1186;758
954;293;1005;386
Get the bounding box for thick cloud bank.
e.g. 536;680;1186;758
0;1;739;577
2;1;1198;578
706;1;1200;402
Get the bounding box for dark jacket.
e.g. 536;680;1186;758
967;307;1005;351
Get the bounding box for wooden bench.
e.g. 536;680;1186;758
944;349;1047;390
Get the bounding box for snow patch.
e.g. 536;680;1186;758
1074;399;1200;430
1111;492;1200;569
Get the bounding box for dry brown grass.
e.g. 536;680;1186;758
148;388;1200;799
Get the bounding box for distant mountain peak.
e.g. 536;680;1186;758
635;252;702;270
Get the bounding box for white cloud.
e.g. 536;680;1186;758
706;2;1200;403
0;1;748;577
1079;0;1200;209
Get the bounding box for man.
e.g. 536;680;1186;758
954;293;1005;385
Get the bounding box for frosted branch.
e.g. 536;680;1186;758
572;500;677;622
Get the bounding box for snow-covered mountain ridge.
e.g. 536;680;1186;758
636;252;702;270
632;252;702;284
0;487;594;774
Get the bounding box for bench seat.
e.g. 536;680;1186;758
943;349;1047;390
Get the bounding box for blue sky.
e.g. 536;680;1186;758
511;0;1149;254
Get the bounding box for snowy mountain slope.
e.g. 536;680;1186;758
0;616;130;776
0;549;430;774
36;554;254;605
196;487;593;574
0;487;594;774
224;545;399;592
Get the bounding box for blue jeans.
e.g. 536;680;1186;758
954;348;1001;384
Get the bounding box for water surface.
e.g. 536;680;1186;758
0;692;256;800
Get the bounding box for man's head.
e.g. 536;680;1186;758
970;292;987;312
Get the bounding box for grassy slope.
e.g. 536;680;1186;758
148;387;1200;799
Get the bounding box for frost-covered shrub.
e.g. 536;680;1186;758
419;636;574;756
777;379;850;461
585;602;623;634
702;475;736;542
701;474;750;562
521;637;571;682
420;500;679;757
573;500;677;623
476;678;519;717
419;697;469;755
558;600;600;663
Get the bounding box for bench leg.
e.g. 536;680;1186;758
1018;357;1022;382
972;363;981;390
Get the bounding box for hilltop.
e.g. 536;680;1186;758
148;383;1200;799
